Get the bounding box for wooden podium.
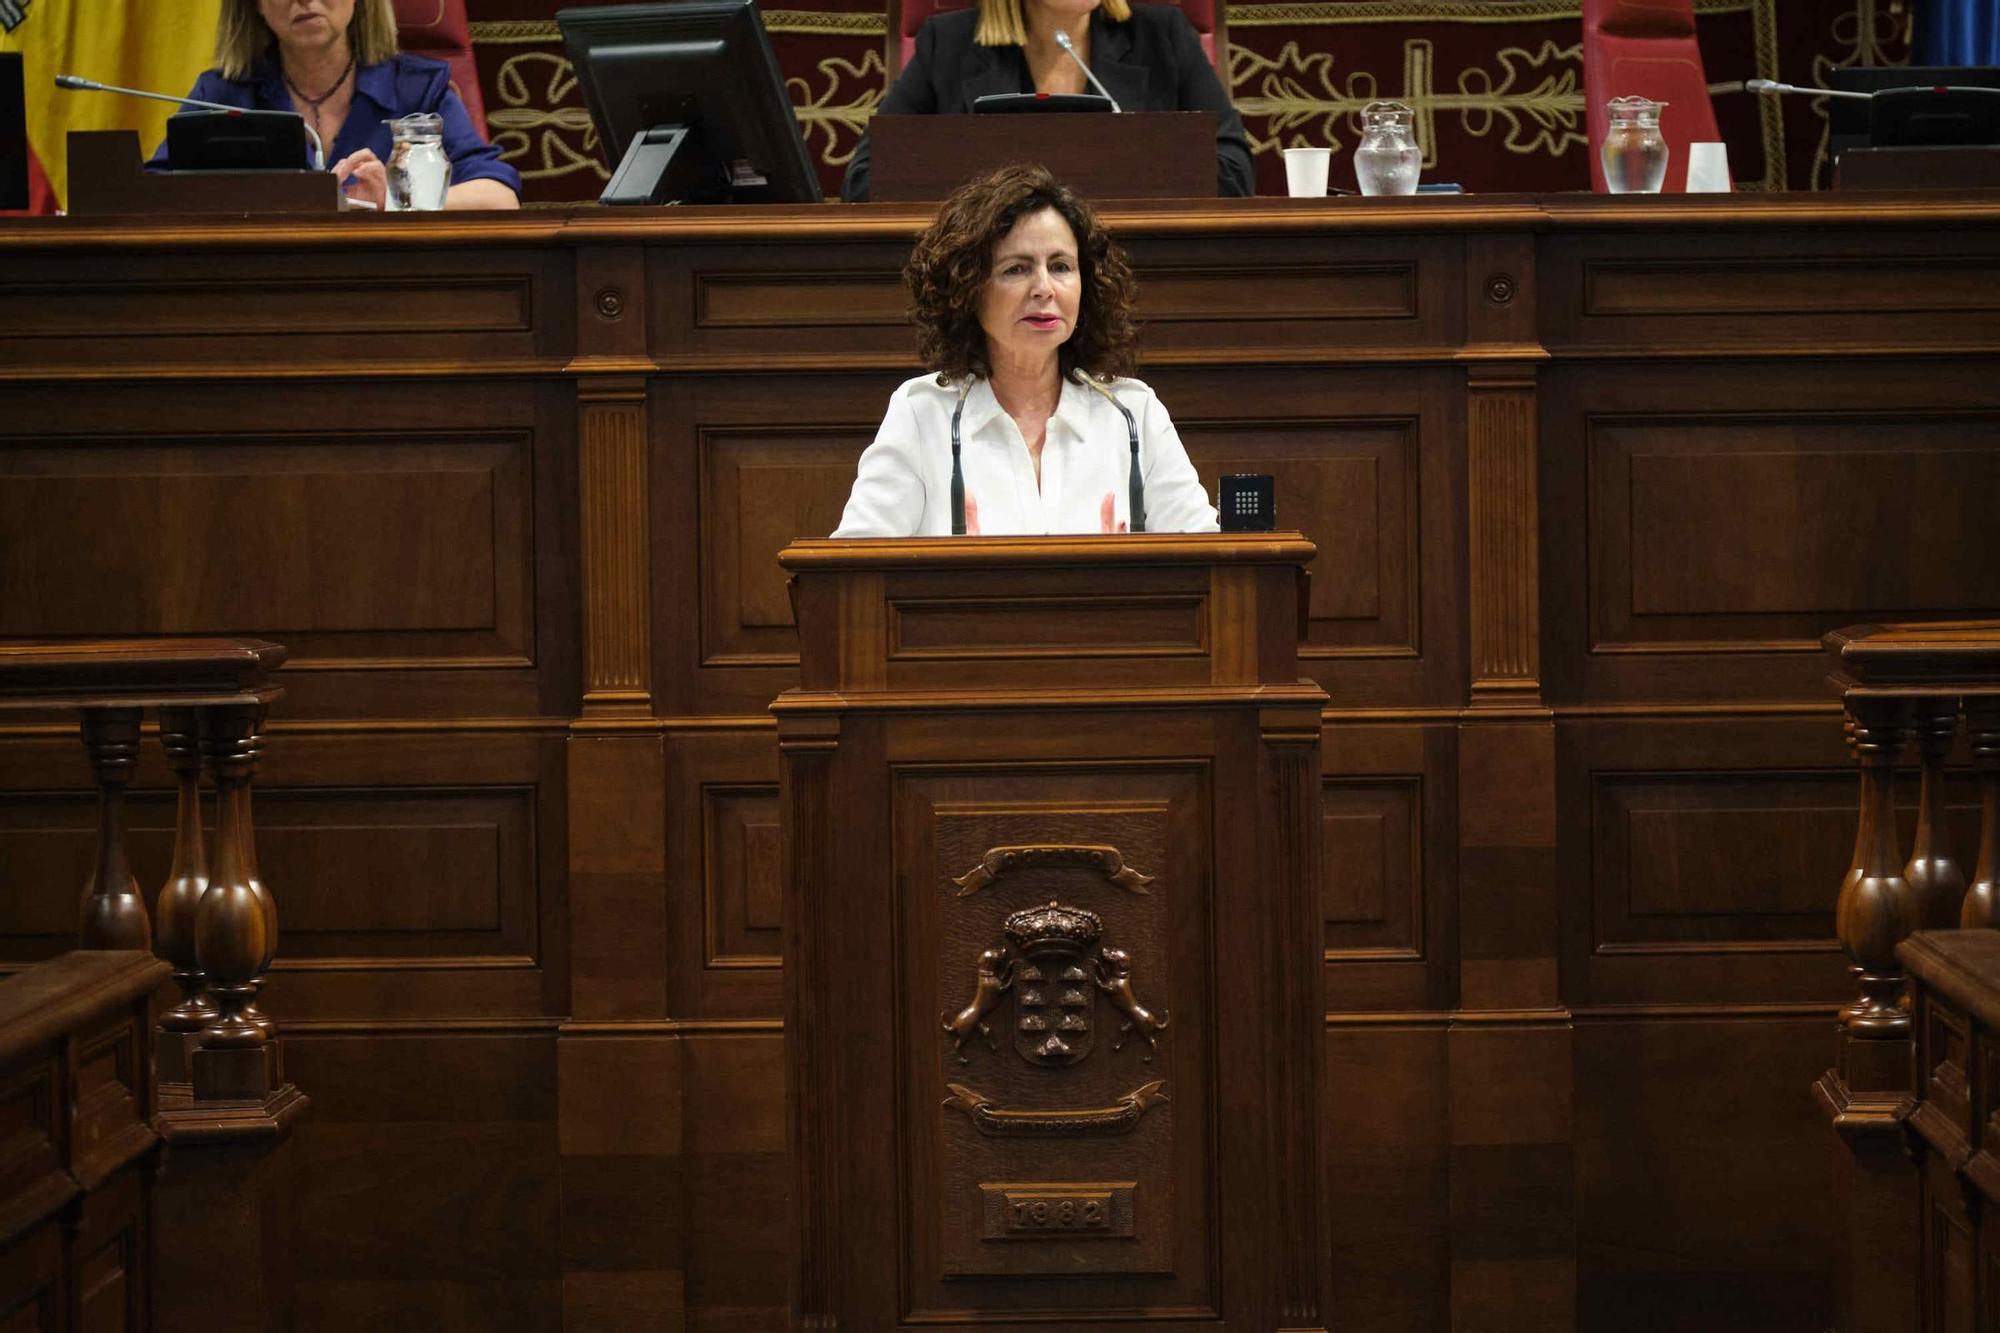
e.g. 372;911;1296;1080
868;111;1217;200
773;533;1329;1332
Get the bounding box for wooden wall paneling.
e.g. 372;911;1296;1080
1322;1020;1450;1332
1321;720;1457;1013
663;727;782;1022
557;1032;687;1331
1118;229;1463;365
0;237;575;375
650;371;908;717
645;239;920;369
1148;363;1466;710
679;1029;789;1332
1556;712;1881;1010
1537;221;2000;360
1573;1014;1835;1333
1538;358;2000;706
567;734;669;1023
281;1031;561;1332
0;376;580;721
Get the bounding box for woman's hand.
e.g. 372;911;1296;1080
1099;492;1128;533
332;148;387;210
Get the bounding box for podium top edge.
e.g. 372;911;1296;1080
778;532;1317;571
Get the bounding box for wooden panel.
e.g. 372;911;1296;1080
1542;228;2000;355
695;273;906;328
700;424;862;664
1575;1015;1834;1333
1542;358;2000;705
1323;778;1421;957
666;728;783;1021
649;244;919;366
1591;417;2000;650
287;1032;562;1333
1181;421;1416;656
0;245;569;372
0;376;577;720
1122;232;1458;361
1322;722;1456;1013
895;762;1216;1311
0;437;528;667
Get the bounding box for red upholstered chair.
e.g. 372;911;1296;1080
391;0;489;138
888;0;1225;77
1581;0;1724;192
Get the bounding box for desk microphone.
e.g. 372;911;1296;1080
1744;78;1871;102
55;73;326;168
1052;32;1121;113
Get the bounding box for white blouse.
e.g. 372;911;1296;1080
832;374;1220;538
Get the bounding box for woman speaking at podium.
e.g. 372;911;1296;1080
839;0;1253;201
833;165;1218;538
150;0;519;209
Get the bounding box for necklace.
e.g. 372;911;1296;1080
283;50;355;121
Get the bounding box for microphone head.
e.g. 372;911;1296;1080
1745;79;1777;93
1053;30;1073;50
53;74;95;90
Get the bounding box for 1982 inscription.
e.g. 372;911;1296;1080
979;1182;1137;1240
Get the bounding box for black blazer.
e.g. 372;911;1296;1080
840;4;1255;201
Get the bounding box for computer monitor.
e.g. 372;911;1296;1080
1828;66;2000;163
166;110;310;171
557;0;821;205
1;53;26;211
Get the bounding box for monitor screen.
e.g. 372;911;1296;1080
557;0;821;205
166;110;310;171
1828;66;2000;161
1;52;25;211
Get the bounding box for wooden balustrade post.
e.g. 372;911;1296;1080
1836;697;1917;1048
1965;698;2000;928
77;705;150;950
190;701;279;1100
155;706;216;1086
1818;692;1921;1333
1905;697;1967;929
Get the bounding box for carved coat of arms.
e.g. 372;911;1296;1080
943;899;1169;1069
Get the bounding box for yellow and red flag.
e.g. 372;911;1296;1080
1;0;223;212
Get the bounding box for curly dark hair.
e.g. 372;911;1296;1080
903;164;1139;384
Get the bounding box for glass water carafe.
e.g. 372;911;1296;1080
386;113;451;211
1353;101;1420;196
1602;96;1669;194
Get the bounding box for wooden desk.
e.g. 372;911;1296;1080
0;193;1996;1331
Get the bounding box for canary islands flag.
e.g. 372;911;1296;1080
1;0;223;212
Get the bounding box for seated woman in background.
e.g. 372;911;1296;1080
834;164;1218;537
839;0;1252;201
150;0;519;209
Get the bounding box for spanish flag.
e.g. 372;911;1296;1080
1;0;222;212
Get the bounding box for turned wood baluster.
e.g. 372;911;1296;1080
1963;699;2000;929
193;702;278;1095
1838;698;1916;1039
1905;697;1967;929
155;707;217;1084
78;706;150;950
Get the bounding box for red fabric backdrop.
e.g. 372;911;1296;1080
462;0;1914;200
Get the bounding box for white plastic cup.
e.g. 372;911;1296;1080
1686;141;1732;193
1282;147;1331;198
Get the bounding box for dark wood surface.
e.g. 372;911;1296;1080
868;112;1217;201
0;950;169;1333
1;191;1998;1329
776;534;1326;1329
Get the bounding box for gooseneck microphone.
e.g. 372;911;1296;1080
1744;78;1870;102
55;73;326;168
949;382;970;536
1082;378;1145;532
1052;31;1122;113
